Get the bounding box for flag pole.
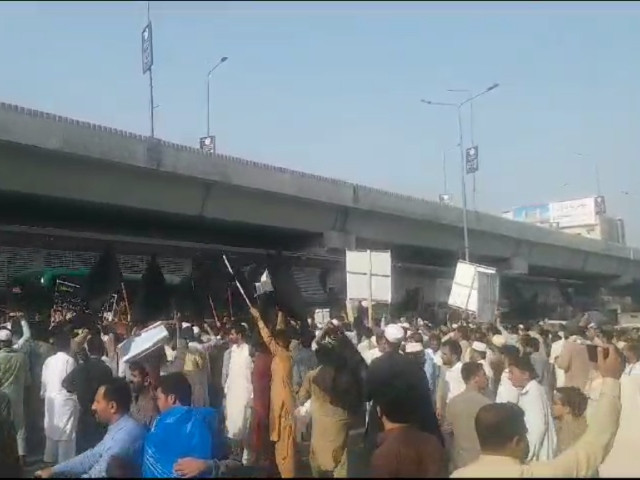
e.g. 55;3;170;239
222;254;252;308
208;295;219;324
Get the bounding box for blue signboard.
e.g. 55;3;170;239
512;204;551;223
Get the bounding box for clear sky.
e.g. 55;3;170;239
1;1;639;244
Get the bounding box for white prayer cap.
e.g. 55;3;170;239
405;342;424;354
518;324;525;329
384;324;405;344
491;335;506;348
472;341;487;353
330;319;341;327
0;329;11;342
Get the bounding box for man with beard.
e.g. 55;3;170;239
365;324;443;461
128;362;158;428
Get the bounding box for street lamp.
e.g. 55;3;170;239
420;82;499;261
448;88;480;209
206;56;229;136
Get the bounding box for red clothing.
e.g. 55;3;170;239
371;425;446;478
250;351;276;472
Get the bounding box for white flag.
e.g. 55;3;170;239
255;269;274;296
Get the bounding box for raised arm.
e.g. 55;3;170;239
250;307;285;356
529;346;623;477
13;317;31;351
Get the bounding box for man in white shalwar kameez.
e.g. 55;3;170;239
224;324;253;461
41;332;79;464
508;354;556;462
495;344;521;404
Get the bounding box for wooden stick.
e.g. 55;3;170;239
121;282;131;323
208;295;219;324
222;254;252;308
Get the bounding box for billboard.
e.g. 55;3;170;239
512;204;551;223
505;196;606;229
550;197;599;228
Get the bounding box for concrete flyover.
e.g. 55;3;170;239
0;101;639;282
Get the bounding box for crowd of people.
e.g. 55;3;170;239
0;303;637;478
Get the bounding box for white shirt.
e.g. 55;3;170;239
225;342;253;440
357;338;376;358
496;369;520;404
444;362;466;404
517;379;557;462
549;338;566;388
41;352;79;440
427;348;443;367
364;347;383;366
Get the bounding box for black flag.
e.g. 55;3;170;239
132;255;171;326
81;247;123;314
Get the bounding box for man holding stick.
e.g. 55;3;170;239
249;307;296;478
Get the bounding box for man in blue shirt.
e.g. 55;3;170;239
35;377;146;479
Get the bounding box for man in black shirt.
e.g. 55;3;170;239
62;334;113;453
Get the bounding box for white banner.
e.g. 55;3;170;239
550;197;598;228
345;250;392;303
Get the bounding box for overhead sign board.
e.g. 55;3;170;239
141;22;153;74
199;135;216;153
465;146;479;174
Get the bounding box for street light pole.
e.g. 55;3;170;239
206;56;228;137
456;105;471;261
574;152;602;196
420;83;499;262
